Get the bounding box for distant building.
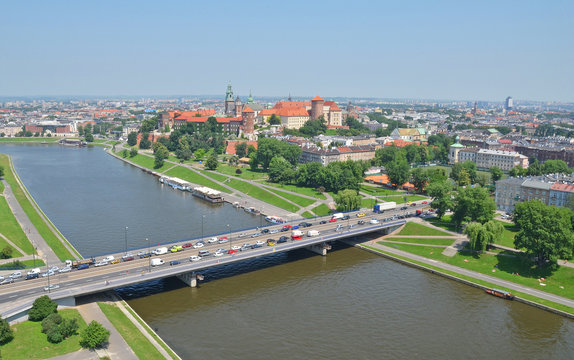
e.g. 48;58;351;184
449;136;528;170
495;174;574;212
300;144;376;166
256;96;343;129
390;128;427;142
225;82;235;116
505;96;514;111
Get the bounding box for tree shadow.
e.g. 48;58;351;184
495;252;556;279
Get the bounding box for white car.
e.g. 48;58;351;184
102;255;115;262
189;255;201;262
208;237;218;243
231;245;241;251
369;219;379;224
214;251;223;257
49;266;59;273
193;242;205;249
44;284;60;291
218;238;229;244
95;261;109;267
42;270;56;277
256;240;265;246
9;271;22;279
59;266;72;273
269;229;279;234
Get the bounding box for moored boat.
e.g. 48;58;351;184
265;215;285;224
485;288;514;300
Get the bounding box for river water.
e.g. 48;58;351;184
2;143;573;359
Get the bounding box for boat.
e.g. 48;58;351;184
244;207;260;215
192;186;224;203
159;176;191;191
265;215;285;224
485;288;514;300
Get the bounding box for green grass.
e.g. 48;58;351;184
263;182;327;199
397;222;452;236
164;167;231;193
360;184;403;196
216;164;268;180
302;211;314;218
0;237;23;258
381;242;449;261
363;245;574;315
126;154;172;172
199;169;229;182
227;179;299;212
0;138;59;143
383;237;455;246
0;196;30;254
361;198;377;209
98;303;165;360
0;180;4;193
121;302;179;359
497;220;519;249
378;195;428;202
0;154;77;260
0;259;45;269
0;309;87;360
312;203;331;216
266;188;316;207
426;215;459;233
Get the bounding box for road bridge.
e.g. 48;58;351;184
0;207;420;321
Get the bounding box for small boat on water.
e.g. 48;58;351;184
485;288;514;300
244;207;260;215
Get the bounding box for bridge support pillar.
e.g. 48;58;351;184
306;242;331;256
176;272;198;287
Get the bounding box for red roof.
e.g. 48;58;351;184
171;110;216;120
498;139;512;144
312;96;324;102
242;107;254;113
551;183;574;193
324;101;341;111
258;108;277;115
184;116;242;124
225;140;258;155
275;107;310;117
272;101;311;109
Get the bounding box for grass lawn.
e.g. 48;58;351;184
98;303;165;360
263;182;327;199
361;198;377;209
383;237;455;246
164;167;231;193
380;242;449;261
426;215;459;233
199;169;229;182
0;196;30;255
0;309;87;360
0;259;45;269
227;179;299;212
497;220;519;249
378;195;428;203
0;237;23;258
312;203;331;216
266;188;316;207
216;164;268;180
302;211;314;218
0;154;77;261
126;154;172;173
397;222;452;236
360;184;403;196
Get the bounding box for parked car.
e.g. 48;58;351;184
0;278;14;285
422;201;428;204
44;284;60;291
170;260;181;266
59;266;72;273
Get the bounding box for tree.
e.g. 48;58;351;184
0;316;13;345
451;161;477;184
426;180;453;219
28;295;58;321
80;321;110;349
78;125;84;136
139;133;151;150
140;117;158;133
205;153;218;170
456;168;471;187
247;144;256;155
129;148;138;157
410;168;427;193
527;159;543;176
0;165;4;178
235;142;247;158
509;165;527;177
513;200;574;266
334;189;362;211
153;143;169;169
543;159;569;174
489;166;503;184
476;172;489;187
386;157;410;188
268;156;295;184
452;186;496;227
0;246;12;259
268;114;281;125
84;130;94;143
194;148;206;160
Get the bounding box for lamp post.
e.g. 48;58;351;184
147;238;151;272
202;215;205;242
46;258;51;293
124;226;128;255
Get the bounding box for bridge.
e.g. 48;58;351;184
0;207;422;321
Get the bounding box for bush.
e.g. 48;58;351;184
47;328;64;343
59;318;79;338
28;296;58;321
121;149;128;158
235;168;242;175
42;313;62;334
0;316;14;345
129;148;138;157
80;321;110;349
0;246;13;259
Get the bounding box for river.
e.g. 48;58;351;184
2;143;573;359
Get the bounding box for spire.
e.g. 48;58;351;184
247;89;254;104
288;93;292;102
225;82;234;102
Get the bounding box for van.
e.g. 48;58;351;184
27;268;41;276
307;230;320;237
291;230;304;240
151;258;165;267
331;213;344;220
154;247;168;255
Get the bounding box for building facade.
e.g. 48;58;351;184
495;174;574;212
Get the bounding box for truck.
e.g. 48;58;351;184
291;230;304;240
374;202;396;213
151;258;165;267
65;258;95;268
154;247;168;255
331;213;344;220
307;230;320;237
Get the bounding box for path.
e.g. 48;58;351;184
0;233;29;256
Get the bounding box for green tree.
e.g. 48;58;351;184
334;189;362;211
489;166;503;184
509;165;527;177
139;133;151;150
426;180;453;219
0;165;4;178
375;146;404;166
153;143;169;169
410;168;427;193
386;157;410;188
0;246;12;259
452;186;496;226
129;148;138;157
78;125;84;136
268;156;295;184
456;168;471;187
127;132;138;146
268;114;281;125
247;144;256;155
527;159;543;176
543;159;569;174
80;321;110;349
476;172;489;187
513;200;574;266
140;117;158;133
205;153;219;170
121;149;128;158
194;148;206;160
28;295;58;321
235;142;248;158
0;316;13;345
84;130;94;143
451;161;477;184
464;222;491;252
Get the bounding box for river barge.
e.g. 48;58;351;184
59;139;86;147
265;215;286;224
192;186;224;203
485;288;514;300
159;176;191;191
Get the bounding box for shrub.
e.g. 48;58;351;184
80;321;110;349
42;313;62;334
28;295;58;321
59;318;79;338
0;316;14;344
46;328;64;343
235;168;242;175
0;246;13;259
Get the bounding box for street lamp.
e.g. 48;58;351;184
147;238;151;272
124;226;128;255
202;215;205;242
46;258;51;293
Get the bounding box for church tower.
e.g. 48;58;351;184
224;82;235;116
234;96;243;117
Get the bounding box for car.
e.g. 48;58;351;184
358;220;365;225
241;243;252;249
218;237;229;244
214;251;224;257
291;225;300;230
59;266;72;273
228;248;238;254
299;222;311;228
369;219;380;224
198;250;212;257
251;232;261;238
320;220;327;224
102;255;115;262
336;224;343;231
77;264;90;270
170;245;183;253
95;261;109;267
0;278;14;285
281;225;292;231
329;218;337;223
42;270;56;277
422;201;428;204
410;203;417;207
356;213;365;218
400;206;408;210
342;215;350;220
231;245;241;251
349;224;356;229
428;208;435;212
182;243;193;248
44;284;60;291
238;233;247;238
49;266;59;273
120;256;132;262
407;201;412;205
261;229;270;234
269;229;279;234
10;271;22;279
252;244;262;249
256;240;266;246
193;242;205;249
170;260;181;266
139;252;152;258
190;255;201;261
279;235;289;242
208;237;219;243
26;273;39;280
267;239;277;246
216;248;227;253
0;276;4;282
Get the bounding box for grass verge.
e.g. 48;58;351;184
383;237;455;246
312;203;331;216
263;182;327;199
302;211;314;218
397;222;452;236
378;195;428;202
0;259;46;269
0;196;32;254
98;303;166;360
360;184;403;196
216;164;268;180
266;188;316;207
227;179;299;212
164;167;231;193
124;154;172;173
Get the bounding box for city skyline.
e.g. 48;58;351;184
1;0;573;102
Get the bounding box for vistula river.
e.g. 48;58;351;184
1;143;574;359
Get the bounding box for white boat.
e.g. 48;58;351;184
265;215;285;224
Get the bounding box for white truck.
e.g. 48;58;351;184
331;213;344;220
151;258;165;267
374;202;396;213
154;247;168;255
307;230;320;237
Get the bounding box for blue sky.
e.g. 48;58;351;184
1;0;573;101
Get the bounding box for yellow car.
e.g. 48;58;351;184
267;240;277;246
170;245;183;253
356;213;365;218
110;259;120;264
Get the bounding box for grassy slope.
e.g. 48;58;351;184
397;222;452;236
378;195;428;202
0;309;87;360
312;203;331;216
98;303;165;360
0;259;45;269
266;188;316;207
0;196;28;255
302;211;314;218
227;179;299;212
165;167;231;193
216;164;268;180
125;154;172;173
360;184;403;196
263;182;327;199
383;237;455;246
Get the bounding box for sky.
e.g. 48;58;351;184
1;0;573;102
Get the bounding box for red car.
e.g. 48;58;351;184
282;225;292;231
422;201;428;204
329;218;337;222
410;203;417;207
182;243;193;248
227;249;238;254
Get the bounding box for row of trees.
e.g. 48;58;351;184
509;159;571;177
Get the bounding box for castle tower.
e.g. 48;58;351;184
242;107;255;136
311;96;325;120
234;96;242;117
247;90;254;104
224;82;235;115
